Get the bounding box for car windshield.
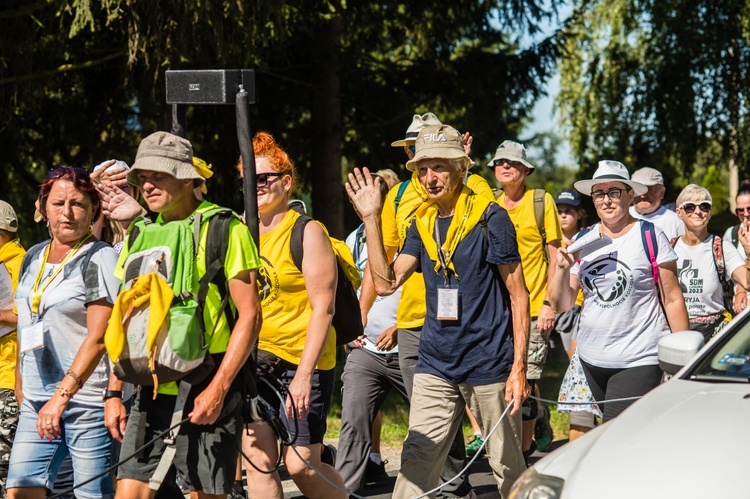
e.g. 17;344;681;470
689;315;750;380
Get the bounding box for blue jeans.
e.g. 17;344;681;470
7;398;114;499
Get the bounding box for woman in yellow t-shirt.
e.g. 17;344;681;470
238;132;347;499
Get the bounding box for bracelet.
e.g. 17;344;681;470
737;291;747;295
57;386;72;399
66;369;84;389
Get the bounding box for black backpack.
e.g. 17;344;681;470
290;216;364;345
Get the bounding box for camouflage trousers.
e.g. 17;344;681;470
0;389;18;499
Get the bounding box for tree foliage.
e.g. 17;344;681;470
557;0;750;201
1;0;564;242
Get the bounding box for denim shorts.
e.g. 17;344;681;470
7;398;114;499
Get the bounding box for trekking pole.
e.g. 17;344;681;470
236;85;259;246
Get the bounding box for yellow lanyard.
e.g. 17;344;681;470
30;233;92;315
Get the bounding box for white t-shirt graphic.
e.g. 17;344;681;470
572;221;677;368
673;236;744;319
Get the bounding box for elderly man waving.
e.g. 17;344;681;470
346;124;529;498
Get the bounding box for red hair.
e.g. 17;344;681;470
37;166;101;222
236;131;298;192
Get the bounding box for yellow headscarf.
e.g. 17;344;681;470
192;157;214;194
414;185;492;279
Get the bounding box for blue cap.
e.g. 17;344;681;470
555;189;581;207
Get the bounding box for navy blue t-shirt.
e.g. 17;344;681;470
401;203;521;384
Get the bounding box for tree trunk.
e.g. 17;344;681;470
310;15;344;238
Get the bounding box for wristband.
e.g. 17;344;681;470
103;390;123;401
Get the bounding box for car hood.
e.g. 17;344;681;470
535;379;750;498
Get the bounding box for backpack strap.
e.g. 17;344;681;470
394;179;411;215
478;205;491;241
149;379;192;491
732;224;740;249
533;189;548;264
353;223;366;270
639;220;660;284
197;209;238;334
711;234;728;284
21;239;109;280
125;216;152;251
20;240;50;276
290;215;313;271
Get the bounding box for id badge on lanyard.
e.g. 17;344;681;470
434;221;459;321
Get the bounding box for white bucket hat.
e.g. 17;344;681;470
391;113;443;147
574;160;648;196
487;140;535;175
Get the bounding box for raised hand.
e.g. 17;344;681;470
345;167;384;221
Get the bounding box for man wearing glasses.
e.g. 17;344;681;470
630;167;684;241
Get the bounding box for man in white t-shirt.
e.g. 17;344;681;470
336;179;407;493
630;167;684;240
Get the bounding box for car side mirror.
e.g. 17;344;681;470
658;330;705;375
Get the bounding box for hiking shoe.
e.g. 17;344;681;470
534;404;553;452
364;458;389;485
465;434;486;458
321;443;337;466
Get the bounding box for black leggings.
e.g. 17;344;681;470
579;359;662;422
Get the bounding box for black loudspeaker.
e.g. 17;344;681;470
165;69;255;105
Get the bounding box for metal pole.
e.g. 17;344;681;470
170;104;187;138
236;88;259;246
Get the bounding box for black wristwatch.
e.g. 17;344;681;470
103;390;123;401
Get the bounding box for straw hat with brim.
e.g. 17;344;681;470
487;140;535;175
391;113;443;148
574;160;647;197
405;124;474;172
128;131;205;187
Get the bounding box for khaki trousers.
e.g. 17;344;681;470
392;373;526;498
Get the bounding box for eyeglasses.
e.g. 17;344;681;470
736;207;750;216
680;201;711;214
591;188;626;201
47;166;89;180
235;172;286;190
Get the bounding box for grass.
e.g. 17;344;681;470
325;340;576;447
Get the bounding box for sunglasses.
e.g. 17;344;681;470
736;207;750;216
680;201;711;214
408;145;416;154
47;166;89;180
236;172;286;190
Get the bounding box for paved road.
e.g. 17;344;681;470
280;440;568;498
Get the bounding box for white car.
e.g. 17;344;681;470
510;311;750;499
